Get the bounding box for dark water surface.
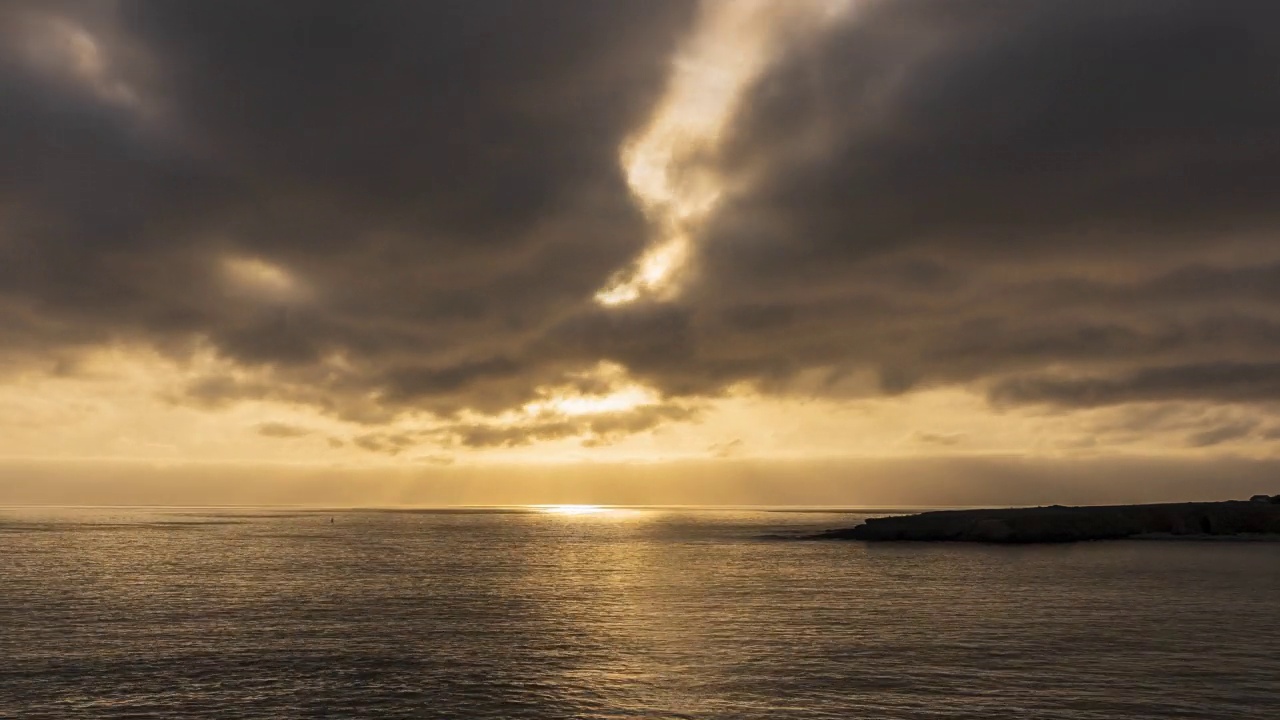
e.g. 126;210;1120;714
2;506;1278;719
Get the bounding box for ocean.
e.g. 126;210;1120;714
2;506;1278;719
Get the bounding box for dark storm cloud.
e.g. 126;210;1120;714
6;0;1280;442
0;0;693;416
990;363;1280;409
672;0;1280;410
714;1;1280;262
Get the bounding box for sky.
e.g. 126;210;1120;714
4;0;1280;505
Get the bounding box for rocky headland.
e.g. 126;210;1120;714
815;497;1280;544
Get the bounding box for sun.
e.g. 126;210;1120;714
532;504;609;515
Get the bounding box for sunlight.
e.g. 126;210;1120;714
597;235;691;306
519;362;661;418
21;15;144;111
522;386;659;418
222;256;307;303
532;504;609;515
529;504;648;519
596;0;855;306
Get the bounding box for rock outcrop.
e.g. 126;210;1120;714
815;500;1280;544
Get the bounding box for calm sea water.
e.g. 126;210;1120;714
2;506;1279;719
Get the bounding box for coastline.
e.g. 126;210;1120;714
814;499;1280;544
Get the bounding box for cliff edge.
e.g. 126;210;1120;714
816;497;1280;543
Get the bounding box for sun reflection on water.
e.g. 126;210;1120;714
532;504;609;515
530;505;643;519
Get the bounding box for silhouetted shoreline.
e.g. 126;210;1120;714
814;499;1280;544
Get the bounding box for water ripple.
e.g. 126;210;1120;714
2;507;1278;719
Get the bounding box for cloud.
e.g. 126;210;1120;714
1186;420;1261;448
5;0;1280;452
647;1;1280;411
413;454;455;467
708;439;745;458
352;433;419;457
990;363;1280;408
912;432;966;447
441;402;697;449
255;422;312;439
0;1;689;384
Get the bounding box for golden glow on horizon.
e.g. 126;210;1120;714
1;346;1276;469
597;0;855;306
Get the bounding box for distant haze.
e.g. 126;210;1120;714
3;457;1276;508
